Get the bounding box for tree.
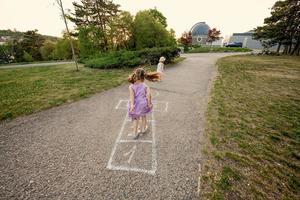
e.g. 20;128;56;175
22;51;34;62
207;28;221;46
0;43;14;64
179;31;192;47
68;0;120;52
53;36;79;60
20;30;45;61
40;40;56;60
78;26;101;58
11;38;24;62
167;28;177;47
107;11;134;50
148;8;167;28
55;0;79;70
133;9;176;49
254;0;300;55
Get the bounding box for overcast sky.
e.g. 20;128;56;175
0;0;277;38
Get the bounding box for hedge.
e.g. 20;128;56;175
187;46;252;53
83;47;180;69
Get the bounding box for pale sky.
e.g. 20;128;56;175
0;0;277;38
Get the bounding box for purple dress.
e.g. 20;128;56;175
128;83;152;120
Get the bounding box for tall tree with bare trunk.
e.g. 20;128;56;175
55;0;79;71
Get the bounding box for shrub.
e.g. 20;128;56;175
22;51;34;62
0;44;14;64
84;46;180;69
137;46;180;64
187;46;252;53
40;40;56;61
85;51;143;69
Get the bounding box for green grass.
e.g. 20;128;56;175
188;46;252;53
0;64;132;120
201;55;300;199
0;56;185;120
0;60;72;67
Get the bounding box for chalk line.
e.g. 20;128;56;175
107;113;129;169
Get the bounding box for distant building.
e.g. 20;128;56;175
211;38;224;46
190;22;210;45
0;36;12;45
190;22;223;46
229;31;263;49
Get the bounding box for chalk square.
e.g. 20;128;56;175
111;143;153;170
153;101;168;112
115;100;129;109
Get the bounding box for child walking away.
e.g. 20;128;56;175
156;56;166;79
128;68;161;139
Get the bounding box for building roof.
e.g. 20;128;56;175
190;22;210;36
232;30;255;36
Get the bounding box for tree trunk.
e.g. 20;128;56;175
57;0;79;71
291;36;300;55
276;42;281;53
283;45;287;55
94;1;109;52
292;42;300;56
288;43;293;55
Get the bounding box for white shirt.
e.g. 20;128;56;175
157;62;164;73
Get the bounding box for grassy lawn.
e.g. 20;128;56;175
0;57;184;120
0;60;73;67
187;46;252;53
201;55;300;199
0;64;132;120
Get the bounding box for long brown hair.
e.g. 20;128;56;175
128;67;161;84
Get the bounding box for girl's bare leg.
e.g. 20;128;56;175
132;118;141;132
134;117;142;139
133;119;138;137
142;116;148;133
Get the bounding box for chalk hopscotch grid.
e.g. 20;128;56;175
107;98;167;175
115;100;168;112
106;112;157;175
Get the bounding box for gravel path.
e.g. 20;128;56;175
0;53;241;199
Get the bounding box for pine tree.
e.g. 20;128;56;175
68;0;120;52
254;0;300;55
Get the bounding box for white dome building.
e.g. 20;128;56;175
190;22;210;45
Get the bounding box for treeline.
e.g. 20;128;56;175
254;0;300;55
68;0;176;57
0;0;177;64
0;30;75;63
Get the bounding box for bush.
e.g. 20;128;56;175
0;44;14;64
85;51;143;69
84;46;180;69
187;46;252;53
22;51;34;62
40;40;56;61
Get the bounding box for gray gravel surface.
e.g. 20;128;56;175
0;53;242;200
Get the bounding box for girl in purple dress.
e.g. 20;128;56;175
128;68;160;139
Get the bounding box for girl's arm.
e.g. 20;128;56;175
146;86;152;108
129;86;135;111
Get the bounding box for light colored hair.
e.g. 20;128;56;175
128;67;161;83
159;57;166;62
